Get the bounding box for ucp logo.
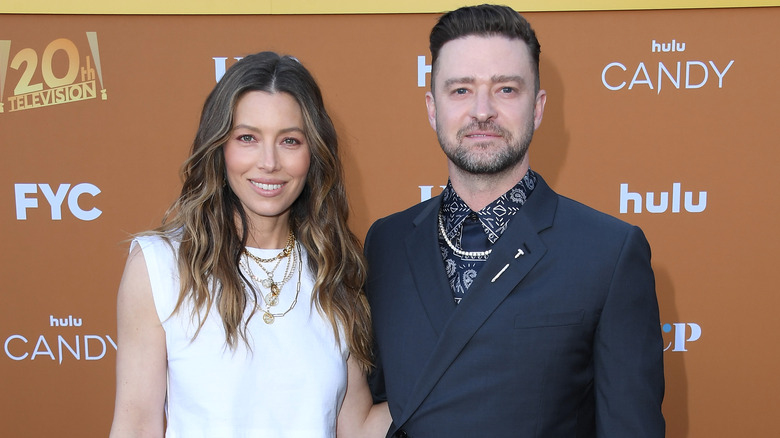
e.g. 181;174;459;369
662;323;701;352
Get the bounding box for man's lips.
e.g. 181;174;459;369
464;131;502;138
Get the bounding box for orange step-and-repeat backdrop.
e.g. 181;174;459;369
1;2;779;436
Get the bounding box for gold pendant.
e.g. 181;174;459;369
265;292;279;307
262;312;275;324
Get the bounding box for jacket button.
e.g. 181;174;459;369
395;430;409;438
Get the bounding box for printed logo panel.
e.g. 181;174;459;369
0;32;107;114
601;39;734;94
3;314;117;364
14;183;102;221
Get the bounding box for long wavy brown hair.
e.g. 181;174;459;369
148;51;373;370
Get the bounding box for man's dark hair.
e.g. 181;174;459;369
429;4;541;92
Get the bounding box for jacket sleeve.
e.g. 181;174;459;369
594;225;666;437
364;219;389;404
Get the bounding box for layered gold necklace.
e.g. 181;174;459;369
240;230;302;324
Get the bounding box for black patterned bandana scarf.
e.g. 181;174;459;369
438;170;537;303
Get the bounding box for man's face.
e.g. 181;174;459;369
426;35;546;176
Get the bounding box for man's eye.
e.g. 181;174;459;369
500;87;515;93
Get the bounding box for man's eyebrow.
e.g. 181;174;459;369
442;75;527;89
442;77;475;89
492;75;526;85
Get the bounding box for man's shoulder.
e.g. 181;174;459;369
531;175;636;234
553;193;654;257
557;194;633;229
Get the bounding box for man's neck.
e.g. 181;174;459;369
448;160;530;212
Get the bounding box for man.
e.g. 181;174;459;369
365;4;665;438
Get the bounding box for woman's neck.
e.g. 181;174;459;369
242;215;293;249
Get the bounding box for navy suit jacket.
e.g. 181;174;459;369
365;175;665;438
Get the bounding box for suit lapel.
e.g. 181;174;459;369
404;197;457;336
395;177;558;427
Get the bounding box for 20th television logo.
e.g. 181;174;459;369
0;32;107;113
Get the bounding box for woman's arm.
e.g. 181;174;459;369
109;244;168;438
337;355;392;438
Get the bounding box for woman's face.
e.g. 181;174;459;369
223;91;311;230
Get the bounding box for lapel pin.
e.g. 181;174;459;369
491;263;510;283
492;248;527;282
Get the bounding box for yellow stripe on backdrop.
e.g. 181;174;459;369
1;0;779;14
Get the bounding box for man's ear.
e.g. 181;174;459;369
425;91;437;131
533;89;547;131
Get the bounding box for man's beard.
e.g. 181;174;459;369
438;118;534;175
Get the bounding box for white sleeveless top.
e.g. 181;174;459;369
133;235;348;438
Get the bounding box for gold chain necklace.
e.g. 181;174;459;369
239;241;302;324
242;229;296;305
244;229;295;264
243;245;296;306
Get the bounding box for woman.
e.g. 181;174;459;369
109;52;390;437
